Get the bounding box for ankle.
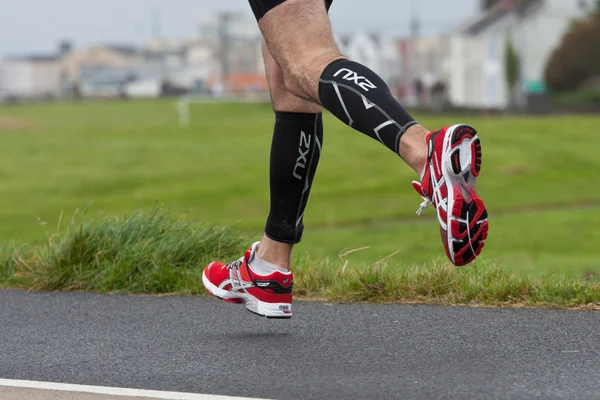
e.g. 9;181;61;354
399;124;429;176
255;236;293;271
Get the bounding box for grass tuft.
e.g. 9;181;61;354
292;260;600;308
0;208;599;309
0;207;246;294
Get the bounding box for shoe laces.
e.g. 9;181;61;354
226;257;252;292
227;257;244;270
414;156;447;217
416;196;431;216
413;180;432;216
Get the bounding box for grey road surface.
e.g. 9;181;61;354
1;290;599;400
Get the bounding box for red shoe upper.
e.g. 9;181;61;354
413;129;452;262
412;126;488;266
204;245;293;304
413;129;449;226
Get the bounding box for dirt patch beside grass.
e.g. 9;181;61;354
0;118;34;131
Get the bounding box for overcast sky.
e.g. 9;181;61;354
0;0;479;56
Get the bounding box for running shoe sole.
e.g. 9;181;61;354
202;271;293;319
442;124;489;266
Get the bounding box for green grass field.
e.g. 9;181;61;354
0;100;599;279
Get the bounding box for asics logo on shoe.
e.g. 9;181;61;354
218;278;253;291
293;130;311;180
430;170;448;229
334;68;377;92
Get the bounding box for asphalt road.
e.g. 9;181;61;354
1;290;599;400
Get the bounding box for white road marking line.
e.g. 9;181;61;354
0;379;270;400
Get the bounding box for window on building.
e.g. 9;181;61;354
428;49;436;74
485;73;499;106
487;38;499;62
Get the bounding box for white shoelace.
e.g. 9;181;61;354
416;196;431;216
416;157;447;217
226;257;252;292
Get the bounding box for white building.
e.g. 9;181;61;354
449;0;589;109
0;55;61;100
198;12;260;42
396;35;451;107
198;12;264;77
336;32;400;88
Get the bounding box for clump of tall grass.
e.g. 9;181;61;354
1;208;598;309
0;207;246;293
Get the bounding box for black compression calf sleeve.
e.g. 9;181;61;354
265;112;323;244
319;59;417;154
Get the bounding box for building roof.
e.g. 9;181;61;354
105;44;140;57
459;0;544;35
144;48;187;60
4;54;60;62
336;33;383;49
5;43;141;63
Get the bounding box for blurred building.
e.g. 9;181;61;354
68;42;212;98
0;11;266;101
61;45;139;81
396;35;451;109
449;0;588;109
198;12;265;94
60;45;141;97
0;53;61;100
336;33;400;91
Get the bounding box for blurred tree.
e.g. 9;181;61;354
545;15;600;91
505;37;520;109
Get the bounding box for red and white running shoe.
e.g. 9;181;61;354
202;242;293;319
412;124;489;266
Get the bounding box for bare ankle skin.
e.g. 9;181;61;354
399;124;429;176
256;235;293;271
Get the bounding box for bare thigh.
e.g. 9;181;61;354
263;40;322;114
259;0;343;102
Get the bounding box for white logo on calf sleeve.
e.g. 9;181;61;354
334;68;378;92
293;131;312;180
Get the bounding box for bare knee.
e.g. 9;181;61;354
259;0;343;102
279;51;343;101
271;85;322;113
264;41;322;113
